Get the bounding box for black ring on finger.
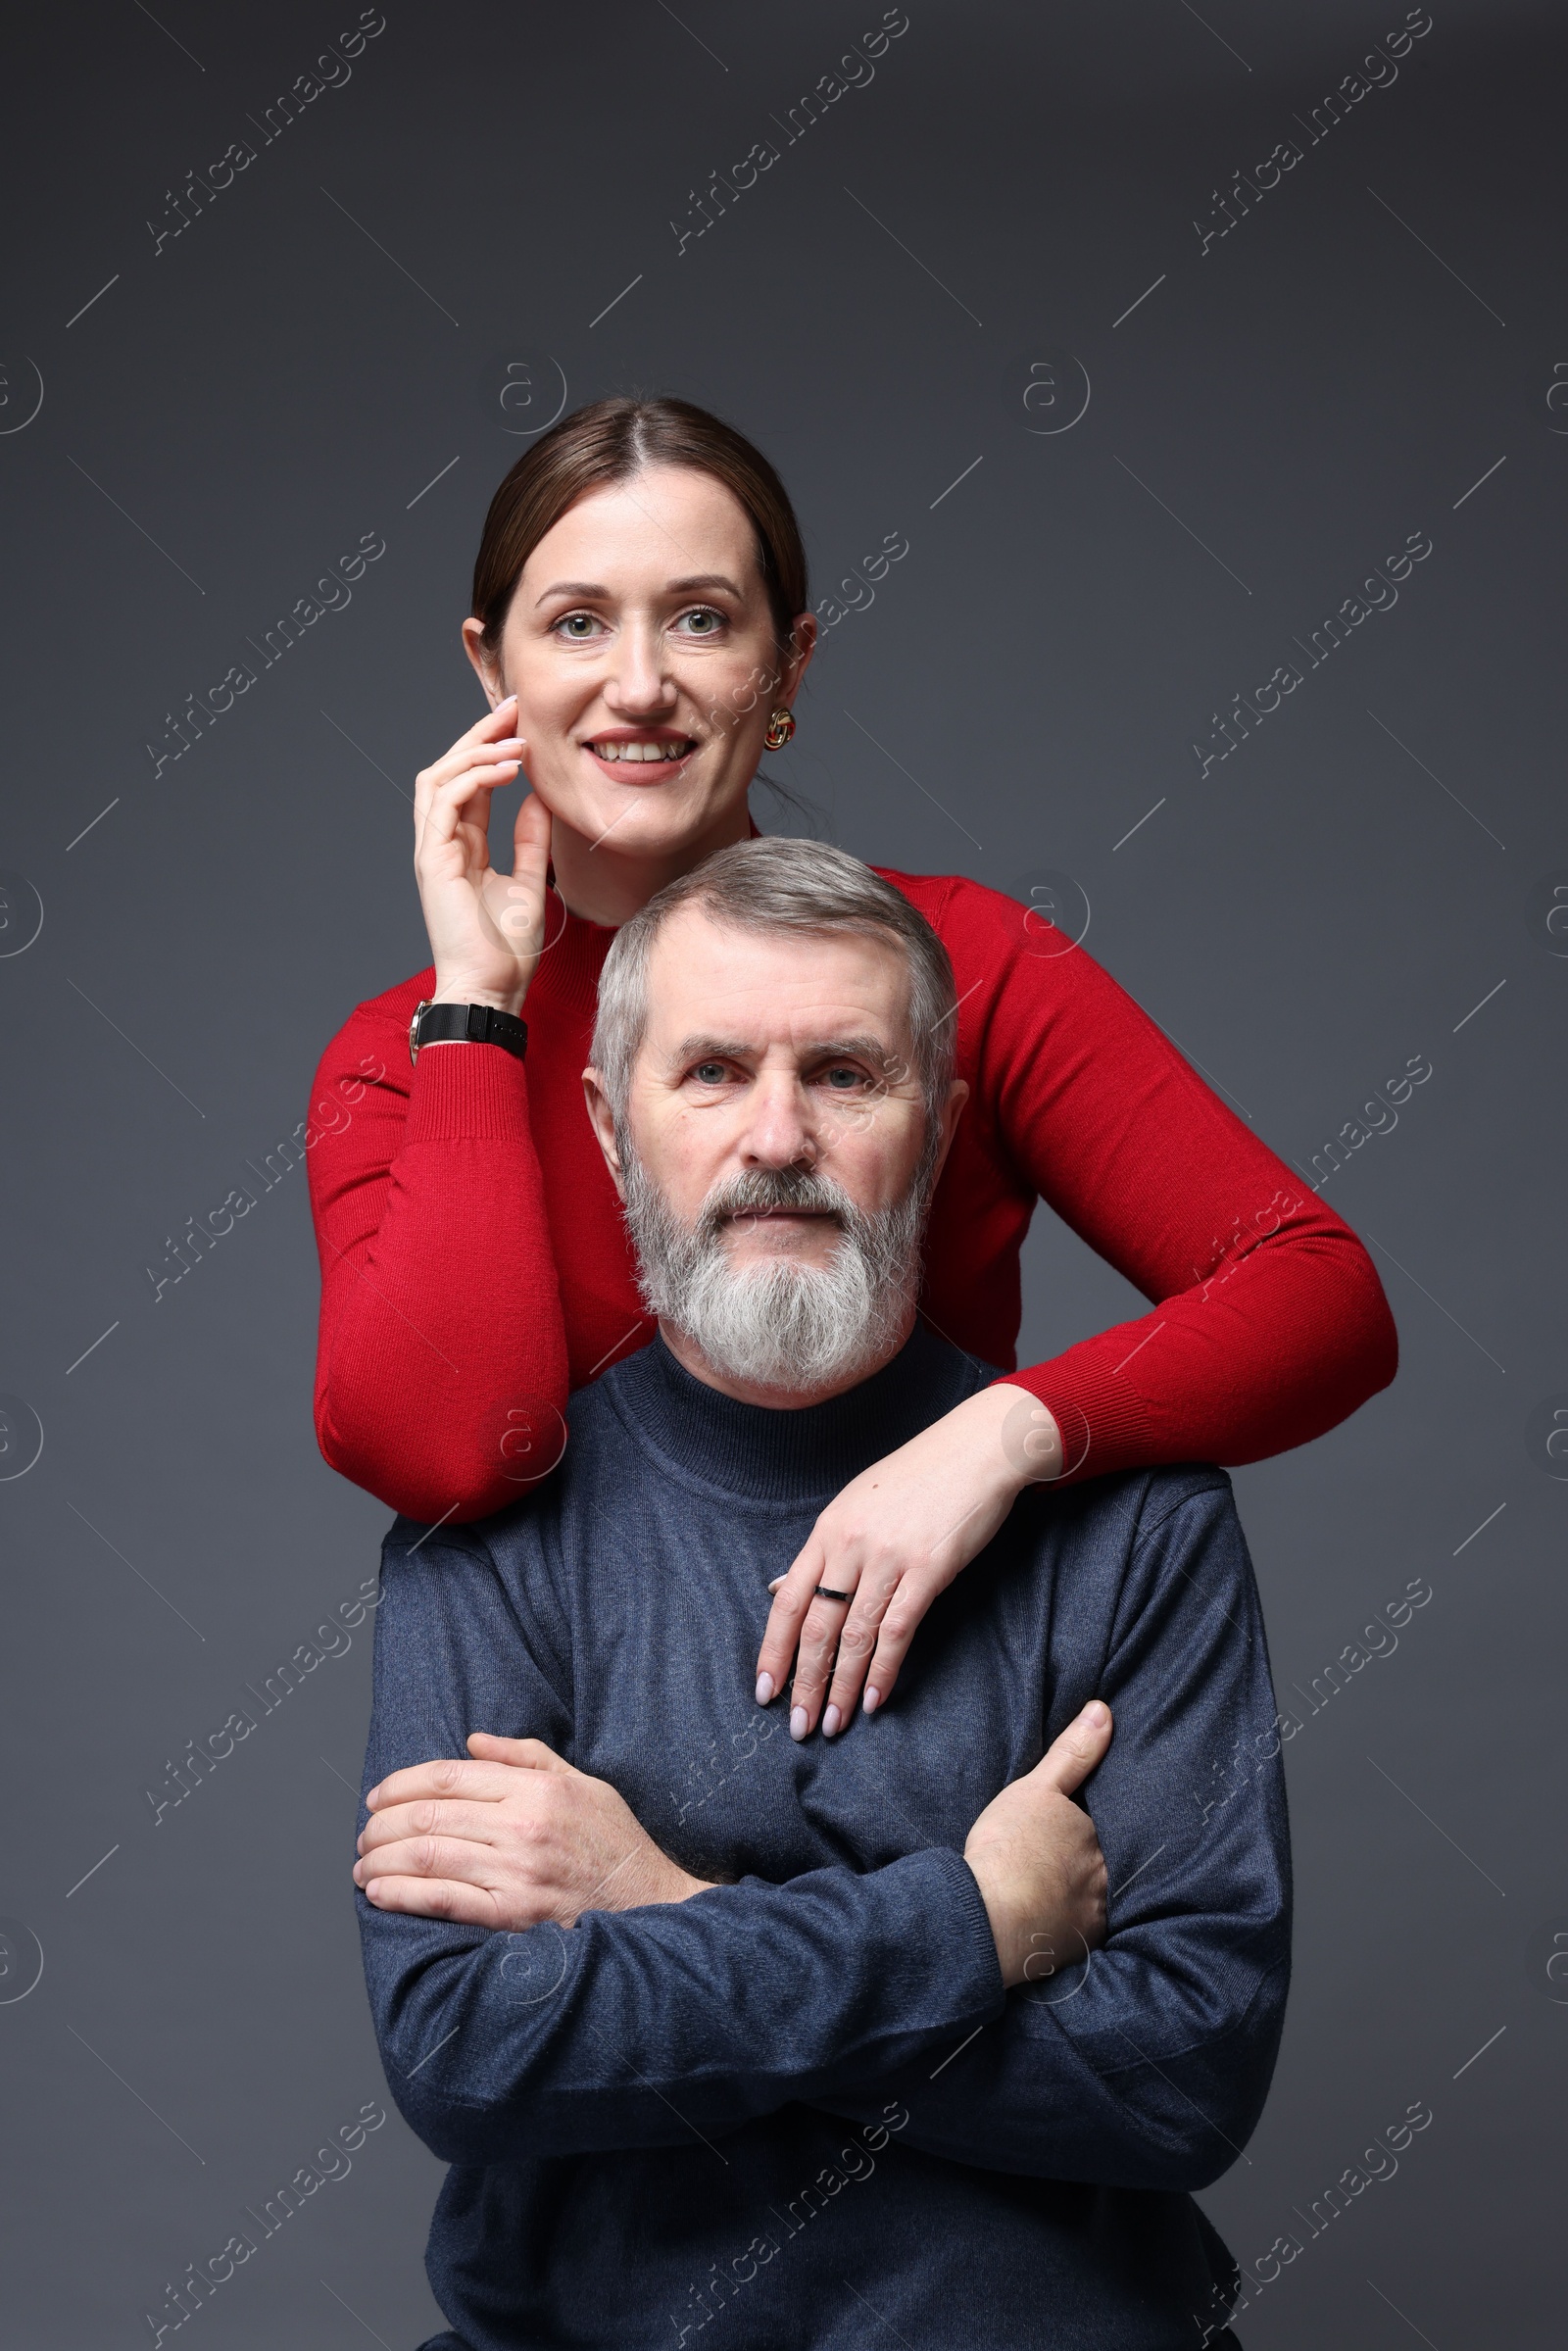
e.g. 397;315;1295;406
814;1585;855;1603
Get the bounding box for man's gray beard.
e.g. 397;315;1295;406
620;1148;934;1396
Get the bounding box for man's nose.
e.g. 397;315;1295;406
603;620;678;716
739;1072;817;1170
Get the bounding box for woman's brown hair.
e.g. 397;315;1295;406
470;396;809;658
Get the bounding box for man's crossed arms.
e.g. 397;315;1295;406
354;1703;1114;1992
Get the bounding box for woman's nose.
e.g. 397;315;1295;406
604;623;677;714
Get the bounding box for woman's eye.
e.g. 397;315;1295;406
555;612;603;640
675;607;724;636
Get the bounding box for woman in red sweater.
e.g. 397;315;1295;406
308;396;1396;1739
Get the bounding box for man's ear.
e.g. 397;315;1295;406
582;1068;627;1201
928;1078;969;1191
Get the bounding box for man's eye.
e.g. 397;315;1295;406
692;1062;728;1085
675;607;724;636
824;1067;865;1090
555;612;603;640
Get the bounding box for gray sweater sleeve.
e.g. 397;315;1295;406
816;1486;1293;2190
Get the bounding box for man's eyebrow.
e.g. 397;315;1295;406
664;1036;755;1068
532;572;746;610
801;1034;899;1067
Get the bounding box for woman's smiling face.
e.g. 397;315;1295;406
464;465;814;877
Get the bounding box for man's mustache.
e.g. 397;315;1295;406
696;1167;856;1236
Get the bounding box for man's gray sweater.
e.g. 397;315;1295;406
357;1322;1290;2348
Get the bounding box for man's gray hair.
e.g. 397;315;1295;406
590;837;958;1122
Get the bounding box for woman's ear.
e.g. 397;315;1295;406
780;611;817;703
581;1069;626;1200
461;616;504;706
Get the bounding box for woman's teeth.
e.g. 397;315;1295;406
590;739;692;762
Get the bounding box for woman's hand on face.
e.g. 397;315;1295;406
755;1383;1063;1741
413;696;554;1016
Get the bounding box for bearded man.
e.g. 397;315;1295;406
352;837;1287;2351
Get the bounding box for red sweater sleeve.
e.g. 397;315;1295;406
306;982;570;1523
932;878;1397;1481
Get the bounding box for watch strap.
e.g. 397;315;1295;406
409;1000;528;1065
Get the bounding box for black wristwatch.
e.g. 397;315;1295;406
409;999;529;1066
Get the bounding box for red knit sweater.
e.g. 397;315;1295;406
307;869;1396;1523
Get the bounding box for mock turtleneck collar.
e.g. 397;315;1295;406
531;896;616;1017
603;1320;981;1503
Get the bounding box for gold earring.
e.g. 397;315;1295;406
763;707;796;751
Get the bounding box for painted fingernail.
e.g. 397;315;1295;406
499;692;517;706
863;1687;881;1714
823;1705;841;1738
756;1673;774;1705
790;1706;808;1741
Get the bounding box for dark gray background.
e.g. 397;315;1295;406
2;2;1563;2342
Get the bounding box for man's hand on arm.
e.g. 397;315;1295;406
963;1701;1111;1987
354;1733;712;1928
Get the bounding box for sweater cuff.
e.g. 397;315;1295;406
406;1040;533;1144
998;1348;1158;1486
940;1852;1010;2002
895;1845;1007;2018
